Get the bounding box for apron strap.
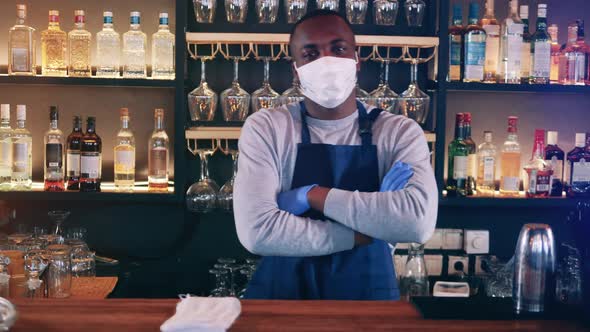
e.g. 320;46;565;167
299;101;383;146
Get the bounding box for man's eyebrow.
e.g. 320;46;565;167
302;38;349;49
302;43;318;49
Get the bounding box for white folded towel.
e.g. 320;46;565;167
161;295;242;332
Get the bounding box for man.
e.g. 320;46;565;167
234;10;437;300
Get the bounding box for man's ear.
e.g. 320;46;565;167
292;62;300;80
355;52;361;72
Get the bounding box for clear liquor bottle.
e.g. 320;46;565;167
8;4;35;76
562;24;584;85
446;113;469;197
498;0;523;84
448;4;463;82
519;5;531;84
96;12;121;78
545;131;564;197
524;129;552;198
114;108;135;192
67;10;91;77
567;133;590;197
463;112;477;195
123;11;147;78
151;13;175;80
41;10;67;77
477;131;497;197
11;105;32;190
499;116;521;197
0;105;13;191
80;117;102;192
530;4;551;84
463;3;486;83
148;109;169;192
66;116;82;190
481;0;500;83
548;24;561;84
576;20;590;85
44;106;65;192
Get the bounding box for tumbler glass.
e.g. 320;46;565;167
46;244;72;298
404;0;426;27
256;0;279;23
285;0;308;23
193;0;217;23
346;0;368;24
225;0;248;23
317;0;339;11
373;0;399;26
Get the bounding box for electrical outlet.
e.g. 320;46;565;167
448;255;469;276
442;229;464;250
425;229;444;249
464;230;489;254
425;255;443;276
475;255;497;275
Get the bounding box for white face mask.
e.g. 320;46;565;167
295;56;358;109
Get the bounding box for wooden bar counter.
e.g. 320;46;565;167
9;299;587;332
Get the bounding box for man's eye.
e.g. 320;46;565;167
333;46;347;54
303;50;319;60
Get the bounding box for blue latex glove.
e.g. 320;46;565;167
277;184;318;216
380;162;414;192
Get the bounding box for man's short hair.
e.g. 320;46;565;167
289;9;354;43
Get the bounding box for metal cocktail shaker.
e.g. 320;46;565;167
513;223;556;314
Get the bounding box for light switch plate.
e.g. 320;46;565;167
464;230;490;254
425;254;443;276
425;229;444;249
448;255;469;276
442;229;464;250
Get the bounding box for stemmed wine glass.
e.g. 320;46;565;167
404;0;426;27
47;210;71;244
188;59;218;121
317;0;339;11
218;150;239;211
251;57;281;113
209;268;230;297
374;0;399;26
225;0;248;23
193;0;217;23
398;59;430;125
186;142;220;213
346;0;368;24
369;60;399;113
221;57;250;121
281;72;305;106
256;0;279;23
355;84;372;105
285;0;308;23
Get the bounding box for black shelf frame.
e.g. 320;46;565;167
446;82;590;93
0;191;180;204
0;75;176;88
440;197;590;208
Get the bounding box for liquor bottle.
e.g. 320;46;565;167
524;129;552;198
80;117;102;192
148;109;169;192
67;10;91;77
96;11;121;78
8;4;35;76
548;24;561;84
0;105;13;191
499;116;521;197
44;106;65;192
448;4;463;82
123;11;147;78
481;0;500;83
499;0;523;84
463;3;486;83
151;13;175;80
41;10;67;77
545;131;564;197
114;108;135;192
66;116;82;190
519;5;531;84
11;105;32;191
565;133;586;189
477;131;497;197
562;23;584;85
576;20;590;85
463;112;477;195
446;113;469;197
567;133;590;198
530;4;551;84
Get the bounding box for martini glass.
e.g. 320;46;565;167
188;60;218;121
186;148;220;213
398;59;430;125
369;60;399;113
355;84;373;105
221;58;250;121
218;150;239;211
251;58;281;113
48;211;70;238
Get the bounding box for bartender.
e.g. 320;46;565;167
234;10;438;300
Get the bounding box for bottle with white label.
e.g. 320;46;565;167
44;106;64;192
481;0;500;83
80;117;101;192
477;131;497;197
499;116;521;197
446;113;469;197
545;131;564;197
524;129;552;198
66;116;82;190
530;4;551;84
499;0;523;84
463;2;486;82
11;105;31;190
519;5;531;84
114;108;135;192
148;109;169;192
0;105;13;191
567;133;590;198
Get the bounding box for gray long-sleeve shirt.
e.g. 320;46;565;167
234;103;438;257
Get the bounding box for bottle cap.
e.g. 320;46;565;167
577;19;585;37
519;5;529;18
534;129;545;142
537;4;547;18
464;112;472;124
74;10;84;16
1;105;9;120
50;106;59;120
484;131;493;141
16;105;26;121
120;108;129;117
155;108;165;117
160;13;169;19
575;133;586;147
508;116;518;133
104;11;113;17
546;131;558;145
16;4;26;11
469;3;479;20
455;113;465;124
131;11;141;17
452;4;462;19
16;4;26;17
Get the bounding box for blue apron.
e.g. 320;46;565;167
244;101;399;300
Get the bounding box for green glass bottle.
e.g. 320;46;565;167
446;113;470;197
448;4;464;82
530;4;551;84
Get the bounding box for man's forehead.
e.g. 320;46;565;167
291;15;355;48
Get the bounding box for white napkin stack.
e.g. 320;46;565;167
161;295;242;332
